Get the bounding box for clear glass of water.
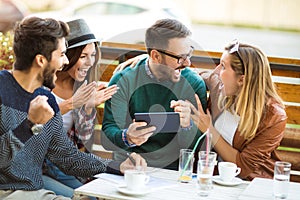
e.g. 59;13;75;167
273;161;291;199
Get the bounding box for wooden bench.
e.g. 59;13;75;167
94;42;300;181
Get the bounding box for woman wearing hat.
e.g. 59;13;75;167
43;18;118;198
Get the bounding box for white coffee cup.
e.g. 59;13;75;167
124;170;150;191
218;162;241;182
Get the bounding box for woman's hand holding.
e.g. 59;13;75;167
190;94;212;133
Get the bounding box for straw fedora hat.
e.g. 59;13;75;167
66;18;100;49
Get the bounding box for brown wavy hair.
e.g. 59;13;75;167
13;17;69;71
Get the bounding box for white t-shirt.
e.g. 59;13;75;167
52;93;73;132
214;110;240;145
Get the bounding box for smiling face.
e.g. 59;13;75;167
151;37;192;82
219;51;244;96
68;43;96;82
42;37;69;89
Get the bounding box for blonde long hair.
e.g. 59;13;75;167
221;42;284;141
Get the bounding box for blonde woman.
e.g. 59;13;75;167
189;40;287;180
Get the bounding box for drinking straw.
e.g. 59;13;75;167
179;131;207;180
205;129;210;166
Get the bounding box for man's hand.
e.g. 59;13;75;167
113;54;148;74
120;152;147;173
127;121;156;146
28;95;54;124
170;100;191;128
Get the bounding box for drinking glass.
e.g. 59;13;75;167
273;161;291;199
178;149;194;183
196;151;217;196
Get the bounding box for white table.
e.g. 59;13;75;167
74;168;249;200
238;177;300;200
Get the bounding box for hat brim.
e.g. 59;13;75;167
68;38;101;49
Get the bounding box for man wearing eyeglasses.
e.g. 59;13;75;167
102;19;207;170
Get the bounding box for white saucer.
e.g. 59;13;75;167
212;175;243;186
117;186;150;196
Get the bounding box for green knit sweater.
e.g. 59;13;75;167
102;58;207;169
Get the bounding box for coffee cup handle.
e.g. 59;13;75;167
144;175;150;184
235;167;241;176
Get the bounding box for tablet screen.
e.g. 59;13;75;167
134;112;180;133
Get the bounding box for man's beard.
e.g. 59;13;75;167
43;73;55;90
42;64;58;90
159;59;181;83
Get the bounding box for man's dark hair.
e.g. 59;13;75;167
145;18;191;54
13;17;69;71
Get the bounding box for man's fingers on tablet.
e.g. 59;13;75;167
135;121;148;127
144;125;156;133
136;124;156;132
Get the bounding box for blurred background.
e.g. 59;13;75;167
1;0;300;58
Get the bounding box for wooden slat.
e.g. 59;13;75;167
275;82;300;103
285;105;300;124
96;107;104;125
101;42;300;66
275;150;300;171
268;56;300;66
100;42;300;78
291;174;300;183
191;63;216;69
99;64;117;82
281;127;300;148
272;68;300;78
102;41;145;50
96;103;105;126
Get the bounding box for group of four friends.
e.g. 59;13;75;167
0;15;286;199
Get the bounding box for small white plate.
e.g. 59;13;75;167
117;185;150;196
212;175;243;186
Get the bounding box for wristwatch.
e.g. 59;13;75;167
31;124;44;135
27;119;44;135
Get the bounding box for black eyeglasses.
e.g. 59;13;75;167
229;39;245;72
156;46;194;65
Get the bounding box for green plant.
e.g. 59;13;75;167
0;32;15;70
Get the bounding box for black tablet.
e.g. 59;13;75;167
134;112;180;133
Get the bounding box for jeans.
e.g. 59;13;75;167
42;175;75;198
43;159;97;200
43;159;83;197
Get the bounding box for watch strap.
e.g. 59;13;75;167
27;118;35;129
